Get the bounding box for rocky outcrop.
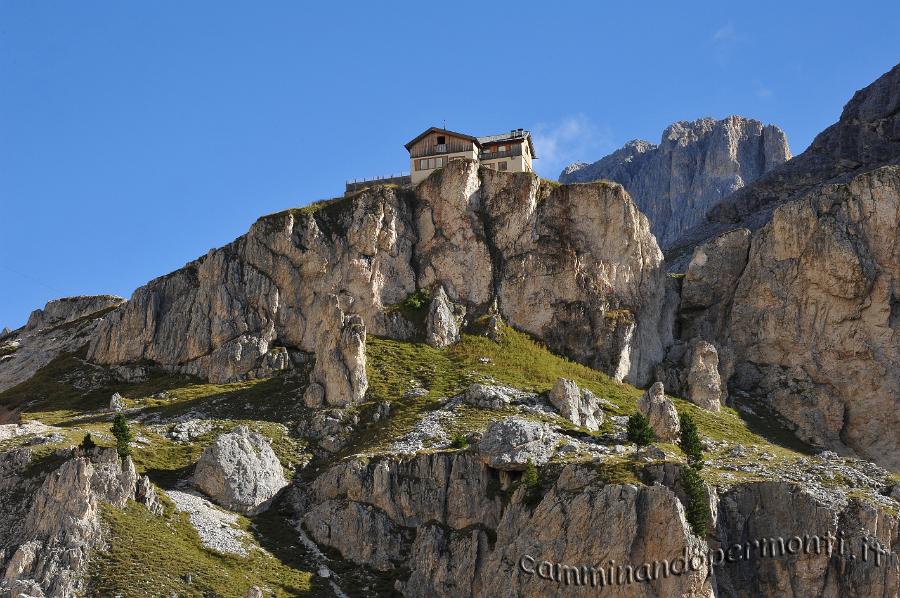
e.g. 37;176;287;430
293;451;900;598
302;295;368;408
724;167;900;467
296;454;713;597
656;339;726;411
547;378;604;431
88;186;418;383
637;382;681;441
477;417;559;471
669;167;899;467
193;426;288;515
0;295;124;393
0;448;144;598
714;481;900;598
109;392;125;412
705;63;900;234
479;169;669;385
425;286;461;348
23;296;124;333
87;160;668;387
560;116;791;248
685;341;723;412
463;383;514;410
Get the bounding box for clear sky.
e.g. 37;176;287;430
1;1;898;329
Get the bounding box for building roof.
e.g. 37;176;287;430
404;127;481;151
478;129;537;159
404;126;537;159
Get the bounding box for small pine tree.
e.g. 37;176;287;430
626;412;655;447
679;412;704;469
680;465;709;536
522;459;539;488
80;433;96;451
111;413;133;458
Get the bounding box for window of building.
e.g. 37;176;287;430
498;145;507;152
437;135;446;145
498;161;508;171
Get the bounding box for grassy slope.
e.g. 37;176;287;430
0;325;838;595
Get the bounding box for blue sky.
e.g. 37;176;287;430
1;1;899;328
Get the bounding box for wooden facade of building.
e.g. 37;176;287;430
405;127;536;185
345;126;538;193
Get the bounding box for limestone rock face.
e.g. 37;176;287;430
725;167;900;468
1;448;140;598
425;286;461;348
23;295;124;333
88;186;418;383
560;116;791;248
88;160;668;389
715;482;900;598
193;426;288;515
680;229;752;342
414;161;495;306
477;417;558;471
302;295;368;408
638;382;681;441
707;63;900;231
297;455;713;598
481;170;669;385
0;295;124;394
547;378;604;431
685;341;723;412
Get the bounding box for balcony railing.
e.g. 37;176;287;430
435;143;447;153
480;146;523;161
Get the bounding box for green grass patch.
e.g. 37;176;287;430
88;500;316;597
383;289;432;334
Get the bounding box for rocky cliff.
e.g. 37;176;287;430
0;296;124;395
559;116;791;248
673;166;900;469
663;64;900;471
0;64;899;598
671;63;900;260
87;160;669;387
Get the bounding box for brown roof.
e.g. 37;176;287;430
404;127;481;151
479;130;537;159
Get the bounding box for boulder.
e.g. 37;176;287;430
135;475;164;516
193;426;288;515
686;341;723;411
547;377;604;431
477;417;557;471
297;408;359;454
302;382;325;408
109;392;125;412
168;419;214;443
462;384;512;410
637;382;680;442
425;286;461;348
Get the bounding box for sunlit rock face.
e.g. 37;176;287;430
88;159;669;388
560;116;791;248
